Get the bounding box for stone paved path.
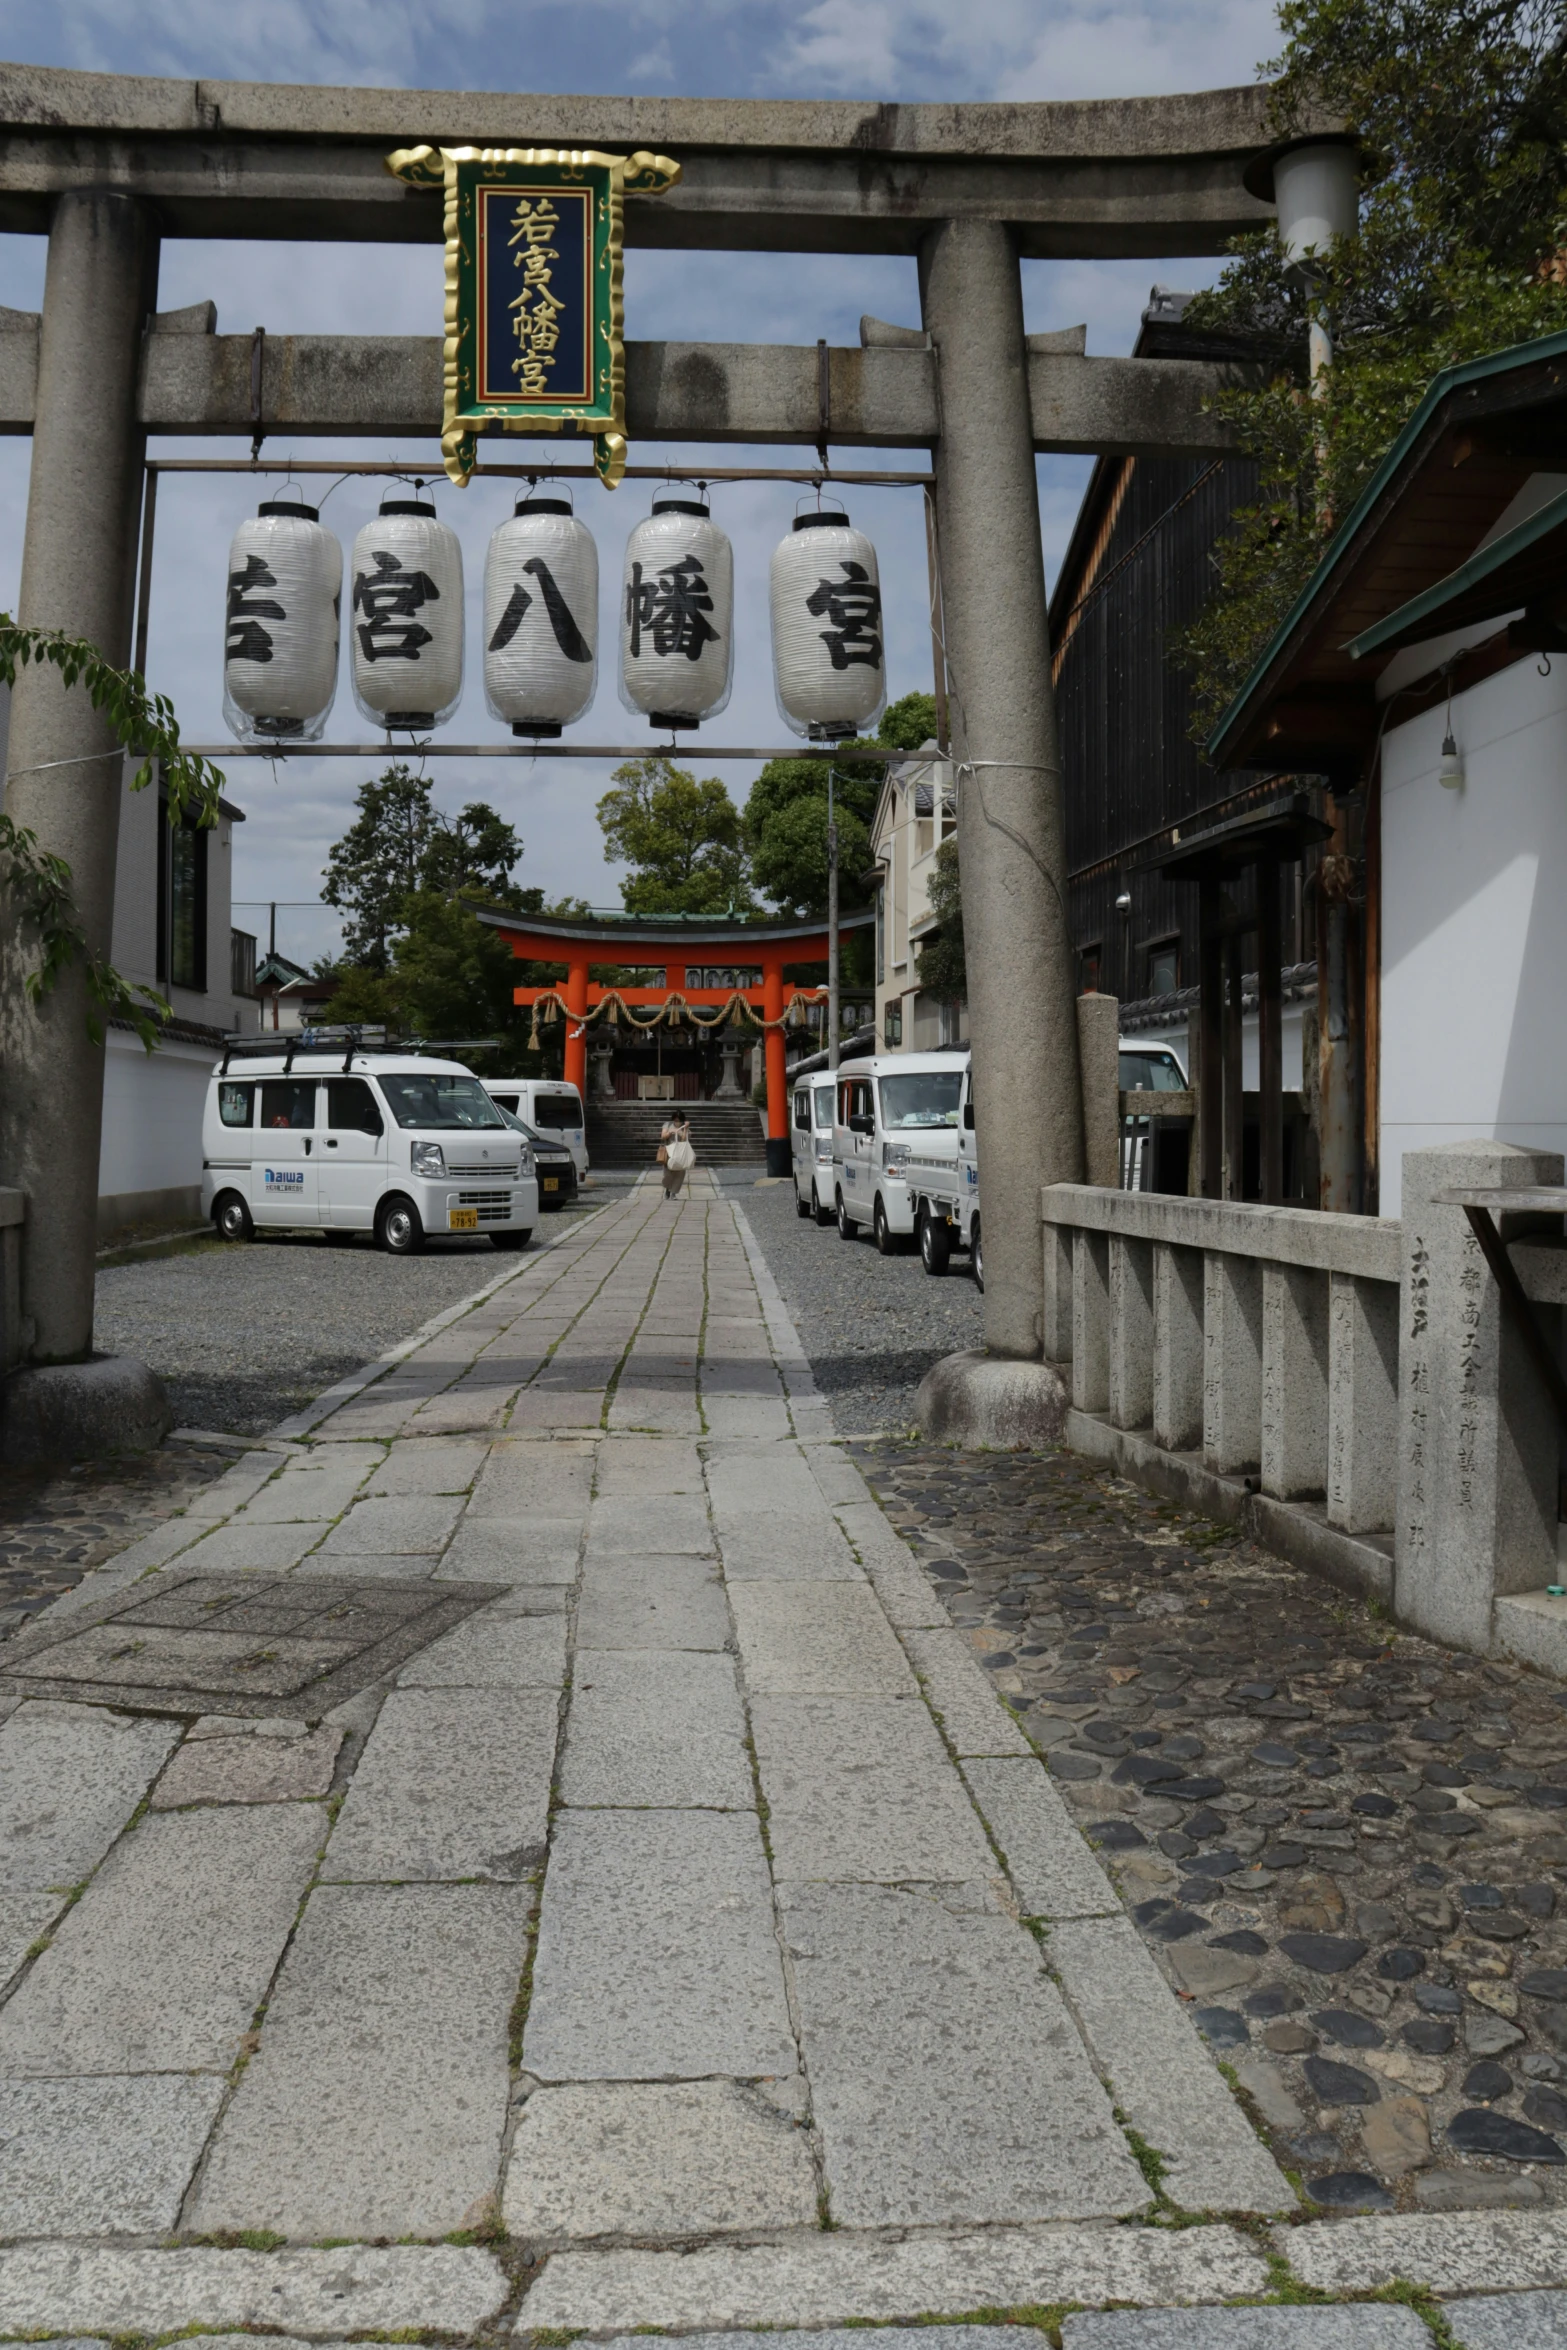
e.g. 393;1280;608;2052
2;1177;1567;2346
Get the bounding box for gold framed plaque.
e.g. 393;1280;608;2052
385;143;681;488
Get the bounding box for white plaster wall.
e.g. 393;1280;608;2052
1380;654;1567;1216
99;1031;214;1205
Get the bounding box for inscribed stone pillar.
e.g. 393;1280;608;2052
920;218;1084;1358
0;190;159;1362
1395;1142;1561;1652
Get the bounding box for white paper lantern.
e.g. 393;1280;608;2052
620;496;733;729
770;511;886;741
484;497;598;738
350;496;464;731
222;500;341;745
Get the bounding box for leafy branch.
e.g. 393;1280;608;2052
0;618;224;825
0;619;224;1050
0;815;172;1050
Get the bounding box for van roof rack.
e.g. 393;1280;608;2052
217;1030;500;1075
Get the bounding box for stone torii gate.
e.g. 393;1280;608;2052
0;62;1336;1449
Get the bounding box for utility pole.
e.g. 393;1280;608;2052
826;763;840;1075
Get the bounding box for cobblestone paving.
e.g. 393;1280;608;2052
856;1437;1567;2214
0;1443;235;1643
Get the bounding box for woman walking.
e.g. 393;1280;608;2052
660;1109;696;1199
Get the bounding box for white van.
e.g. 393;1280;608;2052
202;1043;539;1255
790;1070;838;1224
484;1080;588;1178
833;1049;969;1254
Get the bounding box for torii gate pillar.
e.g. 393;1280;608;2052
0;190;173;1456
919;218;1083;1394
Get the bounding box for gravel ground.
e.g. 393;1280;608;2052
862;1436;1567;2211
92;1215;594;1435
737;1174;983;1434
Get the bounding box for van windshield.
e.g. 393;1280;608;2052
878;1071;964;1129
377;1073;508;1131
1119;1050;1186;1093
814;1090;835;1129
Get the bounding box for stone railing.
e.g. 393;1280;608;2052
1042;1181;1401;1605
1042;1141;1567;1676
0;1189;24;1374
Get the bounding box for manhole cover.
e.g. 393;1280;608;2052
0;1571;499;1719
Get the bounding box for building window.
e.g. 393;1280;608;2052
874;886;885;987
883;1000;903;1047
1078;944;1102;994
163;815;208;993
1146;940;1180;998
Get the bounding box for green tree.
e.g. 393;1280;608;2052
743;694;939;920
877;690;939;752
321;765;527;969
596;756;753;915
321;893;535;1069
915;836;966;1003
1175;0;1567;734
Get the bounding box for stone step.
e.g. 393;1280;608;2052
588;1100;766;1166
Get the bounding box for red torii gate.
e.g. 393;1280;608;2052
475;906;875;1150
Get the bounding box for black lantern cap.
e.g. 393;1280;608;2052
515;496;573;517
651;497;709;518
258;499;320;521
794;511;851;531
379;497;436;517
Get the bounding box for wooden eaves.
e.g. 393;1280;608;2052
1206;328;1567;777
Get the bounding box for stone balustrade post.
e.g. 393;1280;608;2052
1109;1234;1153;1429
1153;1241;1204;1451
1042;1222;1073;1364
1203;1252;1262;1475
1071;1230;1111;1412
1327;1272;1399;1532
1395;1141;1562;1651
1261;1264;1329;1500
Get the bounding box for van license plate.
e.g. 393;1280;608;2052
542;1177;559;1192
448;1208;479;1231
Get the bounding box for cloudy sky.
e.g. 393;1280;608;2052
0;0;1281;967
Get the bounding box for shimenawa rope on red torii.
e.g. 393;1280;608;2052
526;984;828;1052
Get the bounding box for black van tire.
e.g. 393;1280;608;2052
919;1208;951;1275
971;1217;985;1292
873;1196;901;1255
836;1190;856;1240
794;1180;812;1219
490;1229;532;1250
213;1191;253;1244
377;1195;425;1256
814;1184;834;1227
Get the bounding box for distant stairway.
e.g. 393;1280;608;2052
587;1099;767;1168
